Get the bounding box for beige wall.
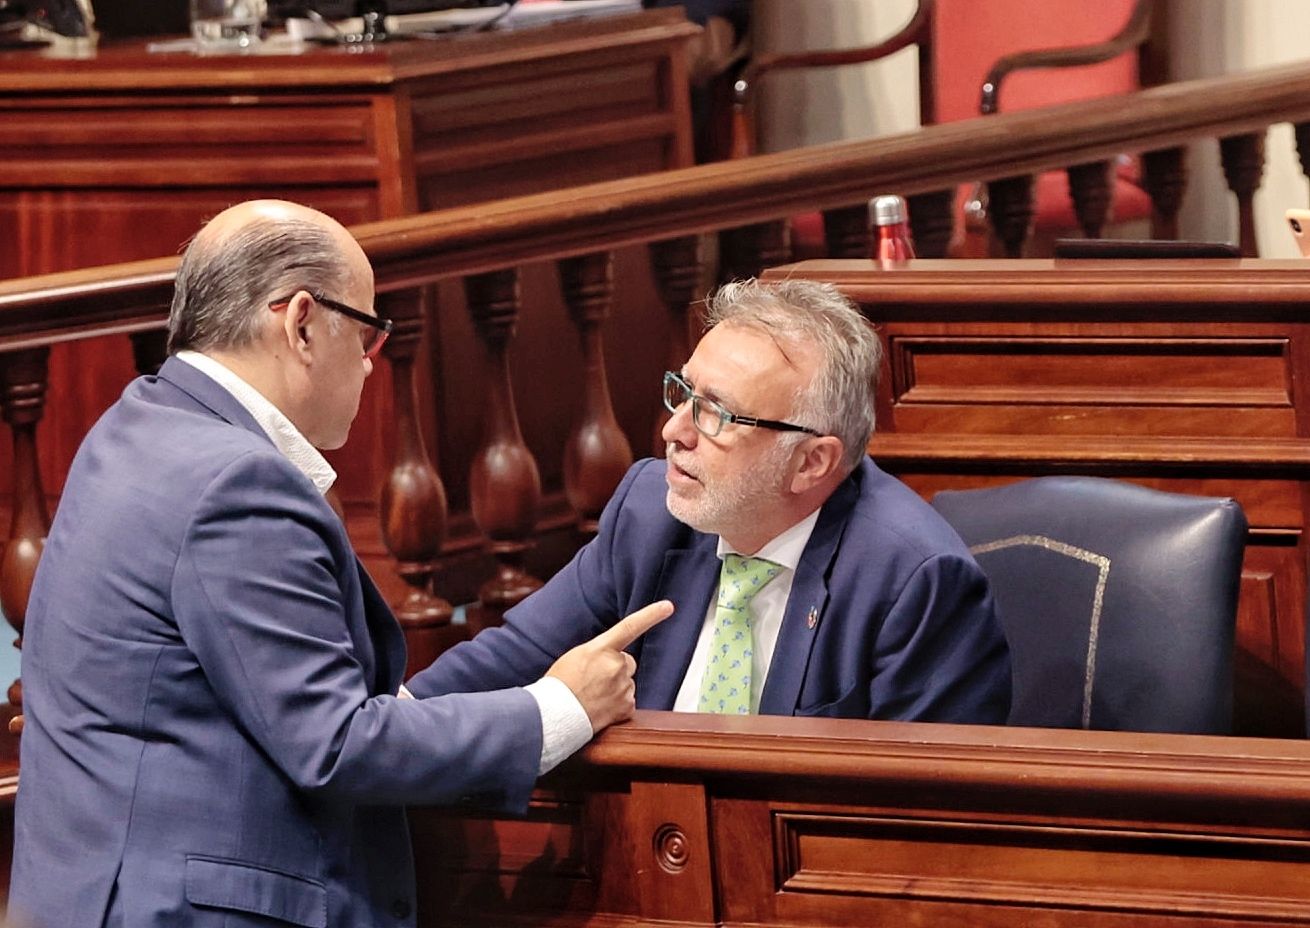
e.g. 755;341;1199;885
1166;0;1310;257
752;0;920;153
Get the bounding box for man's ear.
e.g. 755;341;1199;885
281;291;314;362
789;435;845;494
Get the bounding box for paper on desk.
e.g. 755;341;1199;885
321;0;640;37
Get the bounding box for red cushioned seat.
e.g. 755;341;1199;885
759;0;1152;260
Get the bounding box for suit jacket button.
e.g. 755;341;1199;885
392;899;412;919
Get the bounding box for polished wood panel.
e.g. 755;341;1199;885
411;711;1310;927
767;259;1310;736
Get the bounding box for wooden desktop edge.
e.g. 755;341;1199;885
559;710;1310;806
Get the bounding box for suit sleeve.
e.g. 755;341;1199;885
171;451;542;810
868;553;1012;724
405;462;648;700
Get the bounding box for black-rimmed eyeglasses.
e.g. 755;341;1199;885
663;371;822;439
268;291;394;360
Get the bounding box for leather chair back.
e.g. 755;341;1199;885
931;477;1246;734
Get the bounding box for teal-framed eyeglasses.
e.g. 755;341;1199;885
662;371;822;439
269;291;394;359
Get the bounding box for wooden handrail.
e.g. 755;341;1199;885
3;58;1310;331
353;59;1310;277
575;710;1310;804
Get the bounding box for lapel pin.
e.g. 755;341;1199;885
806;606;818;629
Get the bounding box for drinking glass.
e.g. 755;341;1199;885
189;0;265;50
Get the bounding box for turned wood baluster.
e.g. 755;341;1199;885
464;269;542;627
986;174;1035;258
1066;160;1113;239
1219;131;1266;257
1295;123;1310;205
907;189;956;259
1140;147;1187;241
558;252;634;536
719;219;791;283
821;204;871;259
376;289;457;676
0;349;51;736
649;235;705;455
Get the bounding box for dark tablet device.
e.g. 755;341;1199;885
1053;238;1240;259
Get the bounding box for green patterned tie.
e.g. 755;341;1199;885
698;553;783;715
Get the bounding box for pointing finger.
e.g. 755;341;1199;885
592;600;674;651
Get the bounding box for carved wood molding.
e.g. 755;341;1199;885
766;258;1310;307
575;711;1310;808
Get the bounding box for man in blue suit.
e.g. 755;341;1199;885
9;199;671;928
408;279;1011;722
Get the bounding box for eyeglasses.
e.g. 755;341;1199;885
663;371;821;438
268;291;394;359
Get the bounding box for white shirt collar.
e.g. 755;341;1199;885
174;350;337;495
715;507;821;570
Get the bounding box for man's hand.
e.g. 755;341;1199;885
546;600;675;733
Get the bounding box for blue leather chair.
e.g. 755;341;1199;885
931;477;1247;734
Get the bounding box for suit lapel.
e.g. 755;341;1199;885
634;536;720;710
758;474;858;715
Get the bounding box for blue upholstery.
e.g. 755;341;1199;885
931;477;1246;734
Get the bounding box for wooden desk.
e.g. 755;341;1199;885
412;710;1310;927
767;258;1310;737
0;10;696;601
0;9;695;274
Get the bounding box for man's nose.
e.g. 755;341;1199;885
661;400;697;447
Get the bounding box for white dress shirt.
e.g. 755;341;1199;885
174;351;591;774
672;509;822;713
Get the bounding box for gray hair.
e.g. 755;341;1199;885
703;279;881;470
167;215;352;355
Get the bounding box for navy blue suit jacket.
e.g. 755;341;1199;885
410;458;1010;722
10;358;542;928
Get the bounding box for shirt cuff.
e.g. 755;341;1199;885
525;675;594;776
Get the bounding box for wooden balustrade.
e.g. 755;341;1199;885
463;269;544;627
0;350;49;735
376;288;458;678
4;60;1310;713
558;251;633;536
1220;132;1268;257
1140;145;1187;239
647;235;704;456
906;188;956;259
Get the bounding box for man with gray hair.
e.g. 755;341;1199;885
10;199;672;928
410;278;1010;723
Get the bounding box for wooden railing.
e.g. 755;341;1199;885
6;59;1310;724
